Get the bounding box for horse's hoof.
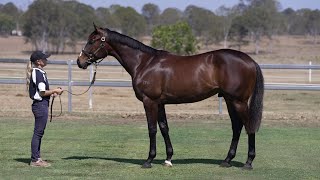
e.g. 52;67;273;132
242;163;253;170
163;160;173;167
220;161;232;168
141;162;152;168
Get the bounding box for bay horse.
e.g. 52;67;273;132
77;25;264;170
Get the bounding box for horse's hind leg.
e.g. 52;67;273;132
221;100;243;167
243;133;255;170
158;104;174;167
224;100;256;170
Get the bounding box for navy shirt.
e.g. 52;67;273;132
29;68;50;102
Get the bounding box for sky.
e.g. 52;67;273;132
1;0;320;12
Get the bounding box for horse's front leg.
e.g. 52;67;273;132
158;104;174;167
141;97;158;168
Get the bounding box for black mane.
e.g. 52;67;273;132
105;28;162;54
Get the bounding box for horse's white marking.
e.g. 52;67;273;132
164;160;173;167
79;50;83;57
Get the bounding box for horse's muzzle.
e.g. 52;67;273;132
77;59;88;69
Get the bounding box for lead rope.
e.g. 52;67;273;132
50;63;98;122
50;94;62;122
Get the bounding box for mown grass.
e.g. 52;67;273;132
0;117;319;180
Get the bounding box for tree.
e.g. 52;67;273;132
281;8;297;34
216;5;243;48
241;0;281;54
151;22;197;55
113;6;146;37
0;2;22;35
184;5;223;47
159;8;183;25
184;5;217;37
304;9;320;44
0;13;14;35
229;16;249;51
142;3;160;34
23;0;55;51
23;0;98;53
0;2;21;17
66;2;98;40
95;7;118;29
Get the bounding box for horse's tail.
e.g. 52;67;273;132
248;62;264;134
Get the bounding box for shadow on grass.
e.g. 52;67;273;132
14;158;30;164
62;156;244;167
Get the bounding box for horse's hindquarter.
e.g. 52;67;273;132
212;49;257;100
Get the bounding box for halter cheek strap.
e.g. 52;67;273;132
82;36;109;64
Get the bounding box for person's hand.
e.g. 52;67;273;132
51;92;58;97
54;87;63;95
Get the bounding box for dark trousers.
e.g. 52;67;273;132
31;100;49;162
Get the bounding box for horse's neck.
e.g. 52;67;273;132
111;44;152;78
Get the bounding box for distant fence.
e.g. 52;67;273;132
1;58;320;114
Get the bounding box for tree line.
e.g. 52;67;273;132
0;0;319;55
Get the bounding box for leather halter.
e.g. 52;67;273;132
81;36;109;64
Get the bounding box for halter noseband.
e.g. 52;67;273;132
82;36;108;64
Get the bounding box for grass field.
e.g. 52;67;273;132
0;115;319;179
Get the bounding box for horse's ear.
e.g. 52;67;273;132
93;22;97;32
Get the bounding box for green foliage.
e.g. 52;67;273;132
113;7;146;37
0;2;21;16
184;5;217;37
238;0;281;54
184;5;225;46
229;16;249;50
0;13;15;34
281;8;304;35
159;8;183;25
22;0;98;53
95;7;118;29
303;9;320;43
142;3;160;34
0;2;22;35
151;22;197;55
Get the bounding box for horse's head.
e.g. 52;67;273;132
77;24;112;69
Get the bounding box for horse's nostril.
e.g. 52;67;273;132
77;59;82;68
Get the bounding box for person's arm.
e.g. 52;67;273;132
39;88;63;97
34;70;63;97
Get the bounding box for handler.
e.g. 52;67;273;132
26;51;63;167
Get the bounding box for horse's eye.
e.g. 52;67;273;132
88;39;95;44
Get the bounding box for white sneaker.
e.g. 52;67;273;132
30;158;51;167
